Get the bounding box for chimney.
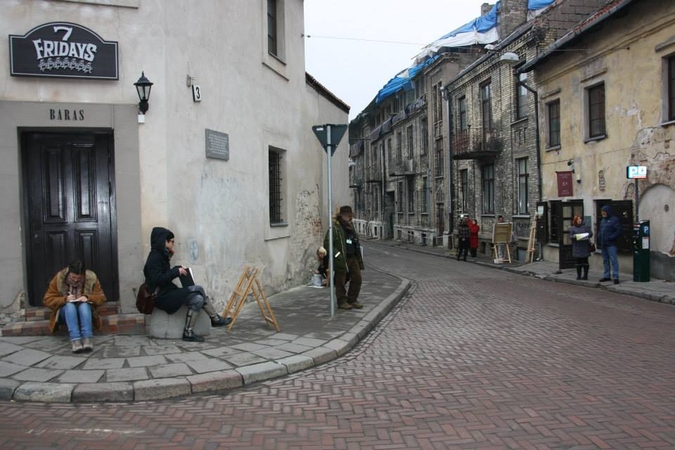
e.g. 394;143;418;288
499;0;528;39
481;3;494;16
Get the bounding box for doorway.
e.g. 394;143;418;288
21;131;118;305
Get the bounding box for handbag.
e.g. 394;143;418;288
136;283;156;314
589;242;596;253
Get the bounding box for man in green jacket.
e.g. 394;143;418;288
323;205;365;310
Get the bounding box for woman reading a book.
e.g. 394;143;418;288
43;260;107;353
143;227;230;342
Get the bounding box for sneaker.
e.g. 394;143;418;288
82;338;93;352
613;279;620;285
349;302;364;309
211;315;232;327
71;340;84;353
338;303;353;310
182;329;205;342
599;277;611;282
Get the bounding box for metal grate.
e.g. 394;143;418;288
269;150;283;223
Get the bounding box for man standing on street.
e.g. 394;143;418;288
323;205;364;310
598;205;622;284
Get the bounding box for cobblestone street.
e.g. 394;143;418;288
2;241;675;449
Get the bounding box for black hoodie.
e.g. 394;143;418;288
143;227;181;294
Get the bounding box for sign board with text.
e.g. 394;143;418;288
10;22;118;79
626;165;647;179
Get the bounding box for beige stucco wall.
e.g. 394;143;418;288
0;0;350;311
533;0;675;276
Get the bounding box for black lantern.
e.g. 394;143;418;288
134;71;153;114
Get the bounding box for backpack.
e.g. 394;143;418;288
136;283;156;314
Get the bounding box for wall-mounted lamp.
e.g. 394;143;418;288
134;71;153;115
567;159;574;166
499;52;520;65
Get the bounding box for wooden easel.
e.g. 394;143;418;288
492;222;512;263
221;266;280;333
526;219;537;264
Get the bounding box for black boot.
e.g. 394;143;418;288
576;265;582;280
203;299;232;326
182;310;205;342
582;265;589;280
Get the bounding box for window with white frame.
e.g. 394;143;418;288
516;72;528;120
482;164;495;214
268;147;286;225
587;83;606;139
267;0;279;56
516;158;529;215
480;81;493;133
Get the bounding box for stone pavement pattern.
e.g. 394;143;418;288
1;241;675;449
0;268;409;403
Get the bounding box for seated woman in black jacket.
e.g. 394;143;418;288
143;227;230;342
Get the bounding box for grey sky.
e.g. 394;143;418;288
304;0;490;119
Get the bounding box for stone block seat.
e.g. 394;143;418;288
147;305;211;339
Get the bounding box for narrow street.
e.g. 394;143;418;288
2;241;675;450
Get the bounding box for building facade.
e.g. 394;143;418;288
444;0;608;260
0;0;350;315
521;0;675;279
349;51;485;246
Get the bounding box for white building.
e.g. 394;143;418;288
0;0;350;315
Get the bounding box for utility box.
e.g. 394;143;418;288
633;220;650;282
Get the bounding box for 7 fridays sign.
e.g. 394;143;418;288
10;22;118;79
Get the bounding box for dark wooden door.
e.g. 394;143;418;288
22;132;118;306
556;200;583;270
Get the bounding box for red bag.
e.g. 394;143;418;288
136;283;156;314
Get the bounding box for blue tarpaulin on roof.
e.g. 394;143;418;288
376;0;555;105
375;55;439;104
528;0;555;10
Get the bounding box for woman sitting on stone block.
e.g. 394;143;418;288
143;227;231;342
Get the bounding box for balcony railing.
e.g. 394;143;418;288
451;129;503;160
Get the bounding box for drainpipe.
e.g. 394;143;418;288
516;80;542;202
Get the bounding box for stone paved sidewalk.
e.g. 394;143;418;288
0;268;410;403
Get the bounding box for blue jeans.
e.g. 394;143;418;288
59;302;93;341
601;245;619;279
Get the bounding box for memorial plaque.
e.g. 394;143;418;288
205;129;229;161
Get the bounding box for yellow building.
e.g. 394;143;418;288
521;0;675;280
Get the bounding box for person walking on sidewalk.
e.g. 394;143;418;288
597;205;622;284
457;216;470;261
43;260;107;353
469;218;480;258
569;215;593;280
143;227;231;342
323;205;364;310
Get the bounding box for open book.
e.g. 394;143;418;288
180;267;195;287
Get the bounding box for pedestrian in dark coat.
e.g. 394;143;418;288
569;215;593;280
469;218;480;258
323;206;364;310
597;205;622;284
143;227;230;342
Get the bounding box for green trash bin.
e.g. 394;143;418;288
633;220;650;282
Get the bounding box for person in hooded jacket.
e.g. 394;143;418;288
323;205;364;310
143;227;231;342
468;218;480;258
597;205;622;284
569;215;593;280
